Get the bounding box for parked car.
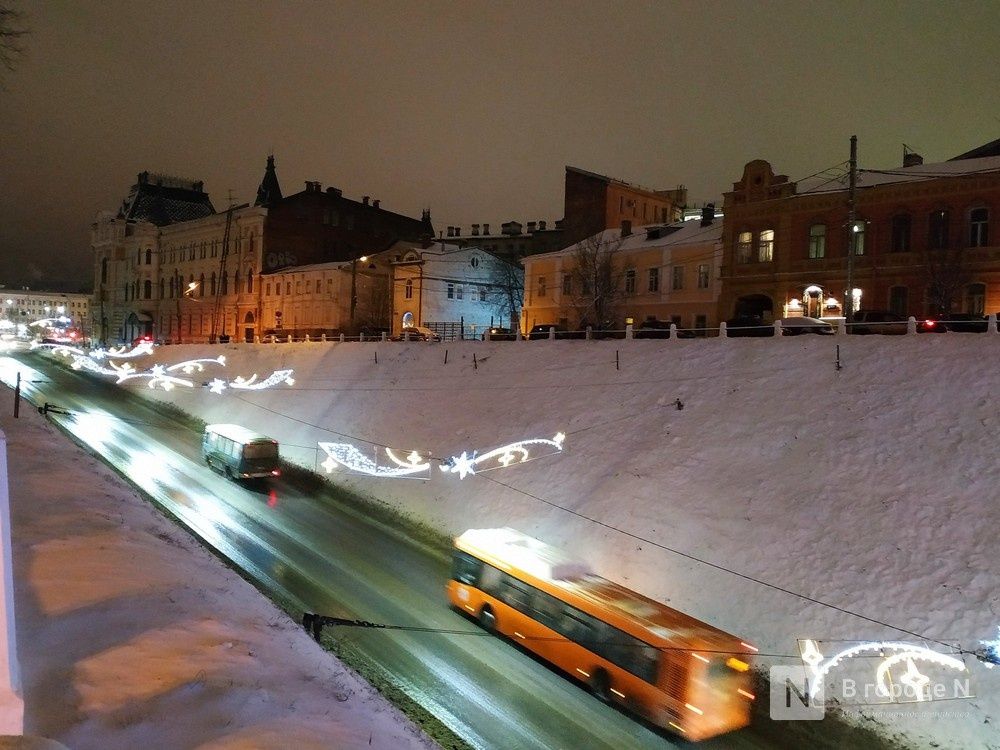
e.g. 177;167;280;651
777;316;834;335
634;319;695;339
393;325;440;341
527;324;567;340
724;315;775;337
916;317;947;333
482;326;517;341
848;310;908;335
941;313;988;333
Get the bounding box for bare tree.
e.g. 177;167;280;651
0;5;28;76
568;231;627;329
923;246;968;315
484;258;523;330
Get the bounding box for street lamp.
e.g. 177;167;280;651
175;281;199;344
350;255;369;332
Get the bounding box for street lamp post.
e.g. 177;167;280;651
175;280;198;344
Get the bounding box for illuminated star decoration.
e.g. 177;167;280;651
318;442;431;479
798;639;968;702
70;355;122;377
30;342;85;357
91;341;156;359
441;432;566;480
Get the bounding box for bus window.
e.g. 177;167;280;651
499;574;532;613
531;589;562;628
479;564;502;597
451;551;482;585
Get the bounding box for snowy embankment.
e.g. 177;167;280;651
132;335;998;749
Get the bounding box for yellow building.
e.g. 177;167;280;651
521;211;722;335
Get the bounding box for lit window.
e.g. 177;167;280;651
736;231;753;263
851;221;865;256
697;264;710;289
758;229;774;262
808;224;826;259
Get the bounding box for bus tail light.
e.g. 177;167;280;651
271;469;281;476
738;689;755;700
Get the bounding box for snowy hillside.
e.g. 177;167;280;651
114;334;999;749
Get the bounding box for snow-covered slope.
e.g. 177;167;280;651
131;335;999;748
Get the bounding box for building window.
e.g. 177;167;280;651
296;281;301;294
648;267;659;292
758;229;774;262
327;278;332;293
158;279;164;299
736;231;753;263
211;273;217;295
101;258;108;284
479;286;487;302
447;283;454;299
538;276;546;297
200;243;206;259
929;209;950;250
695;314;707;334
966;282;986;314
562;273;571;295
405;279;413;299
189;246;195;261
143;280;151;299
624;269;636;294
851;221;866;256
247;271;253;294
970;207;989;248
456;285;464;300
199;273;205;297
808;224;826;259
266;282;270;297
891;214;911;252
221;273;229;295
697;264;710;289
285;281;290;295
889;286;908;317
672;266;684;291
145;249;152;265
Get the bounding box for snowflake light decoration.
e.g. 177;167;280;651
440;432;565;479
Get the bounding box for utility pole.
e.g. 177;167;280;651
211;202;235;343
845;135;858;324
350;255;368;333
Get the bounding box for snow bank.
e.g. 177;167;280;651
131;335;1000;749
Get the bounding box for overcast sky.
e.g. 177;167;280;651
1;0;998;290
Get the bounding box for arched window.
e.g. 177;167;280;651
249;233;255;253
210;272;216;295
200;242;206;259
143;280;152;299
158;279;164;299
221;271;228;296
169;278;174;298
851;220;866;256
929;209;950;250
808;224;826;259
137;249;141;264
145;249;152;265
234;270;241;293
101;258;108;284
246;270;253;294
199;273;205;298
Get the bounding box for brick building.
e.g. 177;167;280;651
719;147;1000;323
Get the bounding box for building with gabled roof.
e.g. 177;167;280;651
117;171;215;226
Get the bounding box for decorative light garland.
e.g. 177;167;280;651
226;369;295;391
318;442;431;478
798;639;968;702
89;341;155;359
441;433;566;479
29;342;85;357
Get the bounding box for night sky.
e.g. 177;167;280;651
1;0;998;291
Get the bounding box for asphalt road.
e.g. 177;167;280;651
0;350;881;750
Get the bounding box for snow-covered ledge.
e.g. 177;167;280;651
0;431;22;735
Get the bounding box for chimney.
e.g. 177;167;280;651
373;199;380;208
326;186;343;197
447;226;454;237
903;151;924;168
304;181;314;192
538;220;546;231
472;223;480;236
527;221;537;233
362;195;370;205
621;220;632;237
700;203;715;227
483;223;490;235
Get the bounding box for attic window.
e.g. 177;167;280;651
470;257;480;268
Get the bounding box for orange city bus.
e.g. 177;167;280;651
447;528;756;742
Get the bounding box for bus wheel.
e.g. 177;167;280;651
478;605;496;634
591;669;612;704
